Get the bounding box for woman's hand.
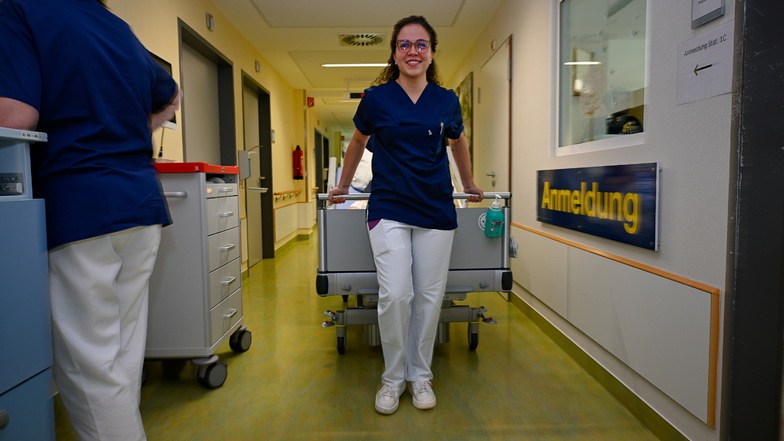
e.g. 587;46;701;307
328;185;349;204
463;184;484;203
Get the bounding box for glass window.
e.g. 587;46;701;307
558;0;647;150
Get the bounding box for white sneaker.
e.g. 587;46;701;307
408;381;436;410
375;383;403;414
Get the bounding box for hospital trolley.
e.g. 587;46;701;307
316;192;512;354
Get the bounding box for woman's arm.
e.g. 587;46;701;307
449;132;484;202
149;84;181;131
328;128;370;203
0;97;39;131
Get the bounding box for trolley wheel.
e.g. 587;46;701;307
230;329;252;353
468;332;479;351
337;336;346;354
197;362;228;389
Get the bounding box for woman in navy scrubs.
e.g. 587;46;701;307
0;0;179;439
329;15;483;415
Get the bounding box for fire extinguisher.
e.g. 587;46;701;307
293;145;304;180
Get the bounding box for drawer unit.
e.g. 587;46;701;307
210;289;243;344
206;196;239;235
208;258;241;307
208;227;241;271
147;163;252;389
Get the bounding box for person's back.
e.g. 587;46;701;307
0;0;174;249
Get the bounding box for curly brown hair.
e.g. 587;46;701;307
372;15;441;86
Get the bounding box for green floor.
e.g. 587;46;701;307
55;234;659;440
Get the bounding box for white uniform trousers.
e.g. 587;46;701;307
48;225;162;441
367;219;455;388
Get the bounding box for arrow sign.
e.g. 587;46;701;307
677;20;734;104
694;64;713;75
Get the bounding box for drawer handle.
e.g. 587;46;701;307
219;211;235;218
220;244;236;252
218;187;233;193
0;409;9;430
223;308;238;319
221;276;237;286
163;191;187;198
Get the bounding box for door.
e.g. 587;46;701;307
181;43;221;164
243;85;263;268
475;38;512;194
242;76;275;264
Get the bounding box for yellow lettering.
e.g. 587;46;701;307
623;193;639;234
556;189;571;212
541;180;643;235
570;190;581;214
607;192;623;220
541;181;551;209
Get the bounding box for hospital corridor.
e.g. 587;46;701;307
53;235;659;441
4;0;784;439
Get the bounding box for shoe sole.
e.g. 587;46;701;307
375;402;399;414
412;398;436;410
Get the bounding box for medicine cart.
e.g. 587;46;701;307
146;162;252;389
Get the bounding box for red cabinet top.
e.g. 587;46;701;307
155;162;239;174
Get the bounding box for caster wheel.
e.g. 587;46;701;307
197;362;228;389
230;329;252;353
337;336;346;354
468;332;479;351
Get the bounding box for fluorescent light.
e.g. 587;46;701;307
564;61;601;66
322;63;387;68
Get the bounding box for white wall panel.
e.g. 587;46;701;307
567;247;713;422
275;204;298;242
514;229;569;317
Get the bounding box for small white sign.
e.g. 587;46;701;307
677;20;734;105
692;0;725;28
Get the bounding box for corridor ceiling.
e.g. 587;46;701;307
209;0;505;134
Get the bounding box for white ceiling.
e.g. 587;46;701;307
209;0;505;134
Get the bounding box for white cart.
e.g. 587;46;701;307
146;162;252;389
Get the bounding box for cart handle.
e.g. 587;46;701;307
317;192;511;201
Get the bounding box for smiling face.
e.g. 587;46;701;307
394;24;433;82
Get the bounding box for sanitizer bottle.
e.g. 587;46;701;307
484;195;504;238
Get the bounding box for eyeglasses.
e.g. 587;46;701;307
396;39;430;53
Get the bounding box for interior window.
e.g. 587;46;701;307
558;0;647;148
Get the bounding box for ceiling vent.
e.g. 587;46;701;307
339;33;385;47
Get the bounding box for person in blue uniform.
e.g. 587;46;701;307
0;0;180;439
329;15;483;415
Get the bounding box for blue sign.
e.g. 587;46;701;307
537;163;659;250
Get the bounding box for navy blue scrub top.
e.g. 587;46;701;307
353;81;464;230
0;0;176;249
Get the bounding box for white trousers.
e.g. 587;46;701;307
49;225;162;441
367;219;455;388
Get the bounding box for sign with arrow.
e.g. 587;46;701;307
677;20;734;105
